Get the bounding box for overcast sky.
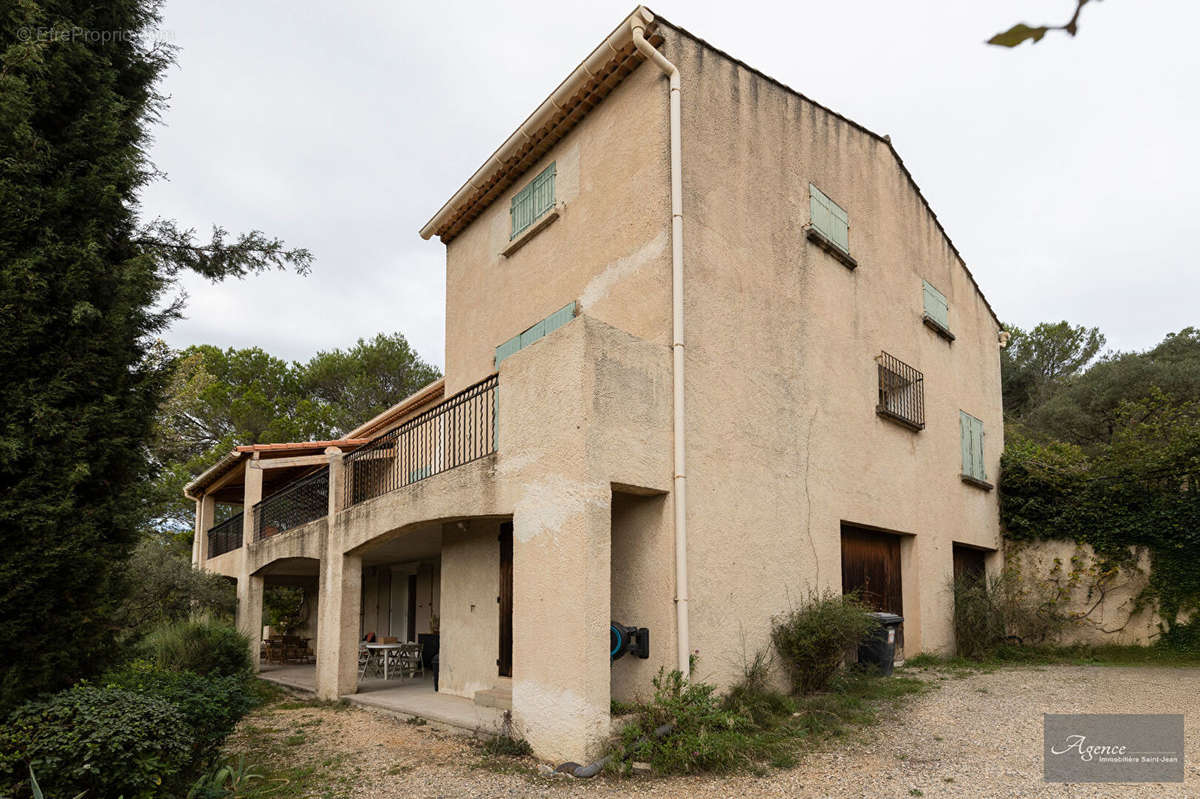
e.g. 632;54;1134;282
143;0;1200;369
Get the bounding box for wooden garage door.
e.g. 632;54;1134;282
953;544;987;586
840;525;903;616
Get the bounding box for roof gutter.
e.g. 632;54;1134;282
630;14;691;675
419;6;656;241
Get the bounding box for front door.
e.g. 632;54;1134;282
498;522;513;677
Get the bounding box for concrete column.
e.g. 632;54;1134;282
511;482;612;764
315;550;361;699
192;495;216;568
236;572;264;673
316;447;360;699
242;459;263;548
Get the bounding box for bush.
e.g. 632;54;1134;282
140;619;251;677
1160;617;1200;654
0;684;193;799
103;662;253;765
613;669;765;774
950;567;1072;659
952;575;1006;659
771;590;878;694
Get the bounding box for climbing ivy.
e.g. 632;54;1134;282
1000;391;1200;635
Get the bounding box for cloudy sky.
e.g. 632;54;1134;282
143;0;1200;368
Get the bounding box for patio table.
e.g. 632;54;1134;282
364;642;404;680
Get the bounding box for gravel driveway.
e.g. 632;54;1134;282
238;665;1200;798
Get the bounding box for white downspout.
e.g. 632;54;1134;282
631;14;690;675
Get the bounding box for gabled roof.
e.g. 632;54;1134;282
419;6;1001;328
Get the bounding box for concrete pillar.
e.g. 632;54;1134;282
192;494;216;568
316;447;361;700
237;572;264;673
511;482;612;763
241;459;263;549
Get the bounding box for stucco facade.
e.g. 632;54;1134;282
189;6;1003;763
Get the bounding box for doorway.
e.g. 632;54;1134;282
498;522;513;677
841;524;904;656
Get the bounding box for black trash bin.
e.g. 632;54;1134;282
858;612;903;676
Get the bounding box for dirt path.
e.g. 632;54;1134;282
229;666;1200;798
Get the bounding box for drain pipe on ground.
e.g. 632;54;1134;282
631;9;690;678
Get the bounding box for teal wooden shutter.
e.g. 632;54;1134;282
810;184;850;253
494;334;521;369
542;301;576;336
923;280;949;331
510;162;556;239
495;301;577;370
960;411;986;480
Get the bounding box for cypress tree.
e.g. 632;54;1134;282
0;0;309;709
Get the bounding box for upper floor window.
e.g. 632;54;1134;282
809;184;850;253
875;351;924;431
922;280;954;341
511;162;556;240
959;411;991;489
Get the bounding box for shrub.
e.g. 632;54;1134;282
140;619;251;677
771;590;878;694
1160;617;1200;654
103;662;253;765
952;575;1006;659
0;684;193;799
612;669;770;774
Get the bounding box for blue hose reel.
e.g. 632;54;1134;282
610;622;650;662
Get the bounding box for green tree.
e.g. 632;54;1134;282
0;1;310;710
1001;321;1106;420
147;335;439;540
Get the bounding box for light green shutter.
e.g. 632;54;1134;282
810;184;850;253
494;335;521;369
960;411;986;480
542;301;576;336
510;162;556;239
923;280;950;331
494;302;577;369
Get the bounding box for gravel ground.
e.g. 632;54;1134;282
236;666;1200;798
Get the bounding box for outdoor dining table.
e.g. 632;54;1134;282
364;642;404;680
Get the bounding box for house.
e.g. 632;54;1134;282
188;6;1004;763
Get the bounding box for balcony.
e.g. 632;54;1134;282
208;512;243;557
343;374;497;508
254;466;329;541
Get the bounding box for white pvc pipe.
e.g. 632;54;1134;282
631;15;690;675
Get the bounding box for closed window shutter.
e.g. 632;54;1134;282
510;162;556;239
542;301;576;336
960;411;986;480
973;416;986;480
810;184;850;253
923;280;950;330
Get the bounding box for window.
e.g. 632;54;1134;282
922;280;954;341
875;351;924;431
960;411;990;488
510;162;556;240
494;301;577;369
809;184;850;250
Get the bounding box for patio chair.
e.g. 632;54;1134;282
264;639;286;665
358;646;382;680
283;635;304;663
399;643;423;678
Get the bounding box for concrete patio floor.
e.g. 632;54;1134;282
257;664;506;736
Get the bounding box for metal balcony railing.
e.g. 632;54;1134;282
343;374;498;508
207;512;244;558
253;466;329;541
876;351;925;431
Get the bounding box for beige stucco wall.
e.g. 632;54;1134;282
439;519;500;699
653;26;1003;685
1005;539;1167;646
441;56;671;395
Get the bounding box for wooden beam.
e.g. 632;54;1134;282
257;454;331;470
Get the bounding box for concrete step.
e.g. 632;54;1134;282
474;685;512;710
